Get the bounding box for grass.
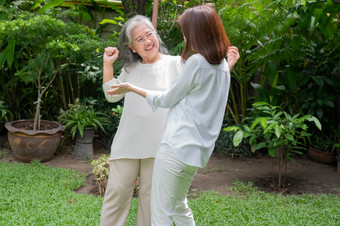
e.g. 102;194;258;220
0;161;339;225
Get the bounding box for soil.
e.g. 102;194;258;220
1;136;339;196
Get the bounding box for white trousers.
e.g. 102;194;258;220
151;144;199;226
100;158;154;226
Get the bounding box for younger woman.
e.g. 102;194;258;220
106;5;240;225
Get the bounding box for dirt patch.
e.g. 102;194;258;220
1;135;339;196
191;155;340;195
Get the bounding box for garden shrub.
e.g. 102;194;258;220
91;154;110;195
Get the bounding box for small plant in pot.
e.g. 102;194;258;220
307;135;337;165
1;7;108;162
308;125;340;165
58;98;111;160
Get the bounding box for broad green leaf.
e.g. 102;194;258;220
224;126;240;132
312;116;322;130
6;40;15;68
250;117;261;130
0;40;14;68
100;19;118;25
275;124;281;138
249;136;255;145
0;45;9;68
233;130;243;147
268;148;276;157
254;142;266;150
260;117;268;128
31;0;45;9
273;85;285;90
323;100;334;107
37;0;65;13
263;123;275;134
285;134;294;141
243;125;250;132
80;10;93;21
252;102;268;106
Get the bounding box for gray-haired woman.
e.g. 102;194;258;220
100;15;183;226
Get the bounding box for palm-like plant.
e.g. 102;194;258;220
58;99;110;139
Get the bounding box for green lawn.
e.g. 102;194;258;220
0;161;339;225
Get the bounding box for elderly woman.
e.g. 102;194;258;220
100;15;183;226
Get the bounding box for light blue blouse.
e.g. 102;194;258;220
146;54;231;168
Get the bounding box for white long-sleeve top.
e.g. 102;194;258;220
103;55;182;160
146;54;231;168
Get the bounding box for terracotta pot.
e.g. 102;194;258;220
5;120;64;163
308;146;337;165
74;127;95;160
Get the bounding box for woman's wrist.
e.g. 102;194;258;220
103;60;114;66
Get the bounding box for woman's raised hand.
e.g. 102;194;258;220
227;46;240;72
103;47;119;64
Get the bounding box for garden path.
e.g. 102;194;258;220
1;136;339;196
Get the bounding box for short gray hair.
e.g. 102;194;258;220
118;15;169;70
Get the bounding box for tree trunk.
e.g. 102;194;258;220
121;0;148;17
152;0;159;29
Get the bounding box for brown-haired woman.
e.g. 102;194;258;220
106;5;240;225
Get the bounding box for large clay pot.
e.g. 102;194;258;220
5;120;64;163
308;146;337;165
74;127;95;160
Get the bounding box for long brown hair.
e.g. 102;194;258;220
178;5;230;65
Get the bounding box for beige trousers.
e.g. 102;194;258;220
100;158;154;226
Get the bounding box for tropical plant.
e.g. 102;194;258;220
0;10;109;126
225;102;321;188
218;0;339;129
32;0;124;36
217;0;296;124
58;98;111;139
0;100;13;123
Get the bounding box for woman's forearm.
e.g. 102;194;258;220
103;61;114;85
106;83;147;98
129;84;147;98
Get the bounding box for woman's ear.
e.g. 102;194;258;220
128;44;136;53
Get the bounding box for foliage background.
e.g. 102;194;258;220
0;0;339;154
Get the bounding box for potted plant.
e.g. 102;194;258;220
58;99;111;160
1;4;107;162
225;102;321;188
308;124;340;166
307;136;337;165
1;14;69;162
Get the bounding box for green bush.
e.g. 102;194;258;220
91;154;110;195
225;102;321;188
0;9;112;122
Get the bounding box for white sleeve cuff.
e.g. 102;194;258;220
146;91;160;112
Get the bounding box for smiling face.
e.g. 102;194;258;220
128;23;161;64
